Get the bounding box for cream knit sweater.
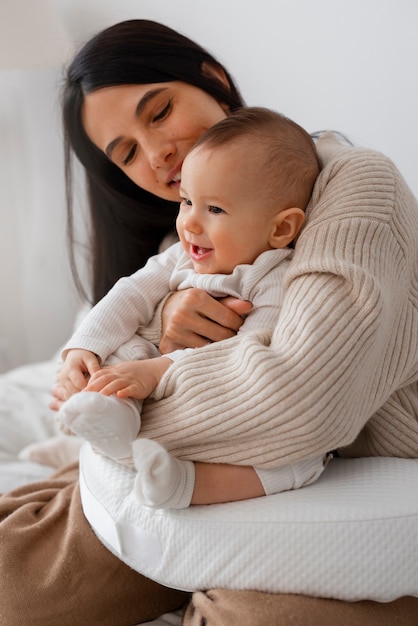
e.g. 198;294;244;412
139;134;418;468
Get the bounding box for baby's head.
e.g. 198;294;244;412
177;107;320;274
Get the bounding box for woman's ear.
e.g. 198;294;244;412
201;61;231;90
269;208;305;249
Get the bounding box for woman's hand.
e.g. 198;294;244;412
159;289;252;353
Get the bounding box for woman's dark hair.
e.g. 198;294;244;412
63;19;244;303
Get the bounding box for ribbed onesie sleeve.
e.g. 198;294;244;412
61;244;183;363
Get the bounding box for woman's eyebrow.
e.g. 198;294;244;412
105;87;169;158
135;87;168;117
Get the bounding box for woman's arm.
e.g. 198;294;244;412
140;139;418;467
50;291;251;411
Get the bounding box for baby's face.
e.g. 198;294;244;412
177;144;275;274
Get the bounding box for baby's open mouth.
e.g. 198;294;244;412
192;245;210;255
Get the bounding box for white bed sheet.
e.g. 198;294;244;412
0;360;58;490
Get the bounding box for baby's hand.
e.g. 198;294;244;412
59;349;101;397
85;356;172;400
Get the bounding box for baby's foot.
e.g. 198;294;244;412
59;392;140;460
132;439;195;509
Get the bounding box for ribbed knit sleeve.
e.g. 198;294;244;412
140;136;418;467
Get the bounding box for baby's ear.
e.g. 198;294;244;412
269;208;305;249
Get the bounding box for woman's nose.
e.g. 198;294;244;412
145;136;176;170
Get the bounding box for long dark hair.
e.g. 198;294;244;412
63;19;244;303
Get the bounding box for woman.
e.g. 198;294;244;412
1;19;417;626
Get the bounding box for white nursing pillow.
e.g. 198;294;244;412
79;443;418;602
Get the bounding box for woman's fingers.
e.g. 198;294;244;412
220;296;252;318
160;289;252;352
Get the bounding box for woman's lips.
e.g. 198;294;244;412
169;175;181;188
168;167;182;187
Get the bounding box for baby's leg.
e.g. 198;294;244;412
254;454;329;495
59;392;141;461
132;444;329;509
132;439;195;509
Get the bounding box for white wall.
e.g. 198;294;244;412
1;0;417;369
58;0;418;193
0;69;80;370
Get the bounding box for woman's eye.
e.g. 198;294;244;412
153;100;171;122
122;145;136;166
209;206;224;214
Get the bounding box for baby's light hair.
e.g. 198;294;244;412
191;107;320;211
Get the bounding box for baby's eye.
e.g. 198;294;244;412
209;206;225;214
153;100;171;123
122;145;137;166
180;198;192;206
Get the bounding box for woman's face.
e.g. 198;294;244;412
82;81;228;202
